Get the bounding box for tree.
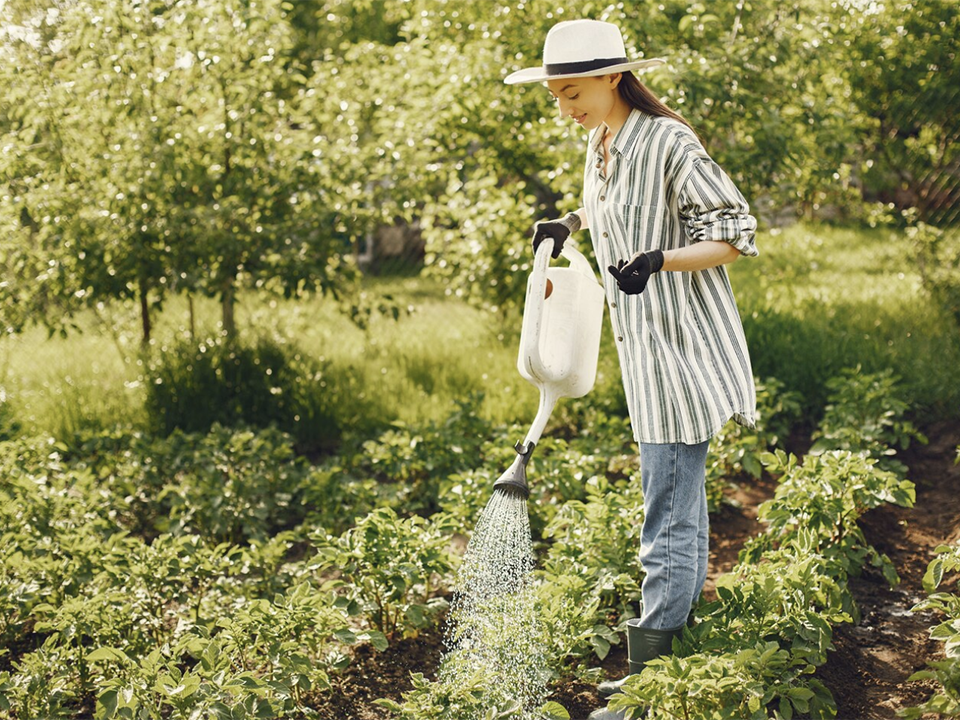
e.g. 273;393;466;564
838;0;960;225
0;0;355;344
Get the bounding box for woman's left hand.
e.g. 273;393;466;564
607;249;664;295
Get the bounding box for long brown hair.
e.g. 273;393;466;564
618;71;703;144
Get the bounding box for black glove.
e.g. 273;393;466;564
532;212;581;258
607;249;665;295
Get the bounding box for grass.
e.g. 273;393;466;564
0;277;539;441
1;222;956;443
730;224;960;420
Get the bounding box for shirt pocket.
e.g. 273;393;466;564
613;203;667;255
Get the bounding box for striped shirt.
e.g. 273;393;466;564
581;108;758;445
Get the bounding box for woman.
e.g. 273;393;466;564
505;18;759;720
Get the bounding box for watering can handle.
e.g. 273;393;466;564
520;238;597;380
520;238;554;381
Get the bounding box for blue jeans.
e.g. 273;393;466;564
634;440;710;630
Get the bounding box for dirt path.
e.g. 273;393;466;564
817;419;960;719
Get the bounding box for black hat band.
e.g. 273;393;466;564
544;56;629;76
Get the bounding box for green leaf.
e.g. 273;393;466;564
373;699;403;711
87;647;131;664
365;630;389;652
334;628;358;645
405;604;425;627
541;700;571;720
98;689;119;719
923;558;945;592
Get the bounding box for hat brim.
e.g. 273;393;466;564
503;58;666;85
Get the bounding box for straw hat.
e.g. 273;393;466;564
504;19;666;85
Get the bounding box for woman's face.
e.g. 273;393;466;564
546;74;621;131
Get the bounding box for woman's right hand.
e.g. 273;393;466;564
532;212;581;258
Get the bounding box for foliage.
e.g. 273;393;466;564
838;0;960;227
5;0;956;336
742;450;915;595
900;543;960;719
144;333;342;453
79;581;363;720
733;224;960;420
0;428;398;720
909;222;960;327
309;507;458;639
334;393;505;516
69;424;312;544
0;390;19;441
705;376;804;512
534;574;612;671
374;668;523;720
810;366;927;476
540;475;645;629
1;0;351;342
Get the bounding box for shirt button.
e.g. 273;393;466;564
617;336;623;342
611;302;617;309
600;195;606;201
602;232;609;238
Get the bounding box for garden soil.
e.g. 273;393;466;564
317;420;960;720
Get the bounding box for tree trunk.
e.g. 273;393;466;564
221;278;236;340
187;292;196;341
139;274;152;347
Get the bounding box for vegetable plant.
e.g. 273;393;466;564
309;507;458;638
900;543;960;719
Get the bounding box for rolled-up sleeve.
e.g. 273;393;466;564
678;158;759;257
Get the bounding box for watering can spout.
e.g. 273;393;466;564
492;440;535;499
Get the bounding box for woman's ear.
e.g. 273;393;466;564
607;72;623;90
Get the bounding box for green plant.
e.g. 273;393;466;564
742;450;915;595
375;667;522;720
87;639;278;720
339;393;502;515
610;640;835;720
705;376;804;512
153;425;308;544
2;642;78;720
144;334;341;453
606;432;916;720
534;574;613;672
0;389;20;441
68;425;312;544
734;225;960;422
541;475;645;627
810;367;927;476
900;543;960;719
309;508;457;639
910;223;960;327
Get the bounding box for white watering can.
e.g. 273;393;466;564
493;237;605;498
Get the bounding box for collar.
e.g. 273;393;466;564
590;108;647;160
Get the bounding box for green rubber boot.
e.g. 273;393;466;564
589;622;683;720
596;613;691;700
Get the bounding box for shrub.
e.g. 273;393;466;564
901;543;960;719
144;334;341;454
910;222;960;328
540;475;645;628
810;366;927;476
309;508;458;639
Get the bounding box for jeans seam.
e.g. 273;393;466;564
659;442;681;631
